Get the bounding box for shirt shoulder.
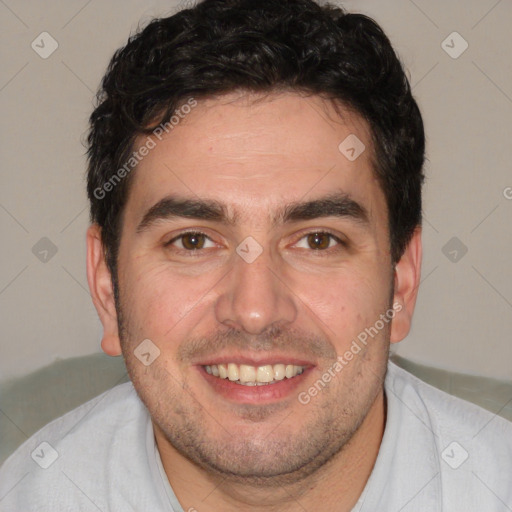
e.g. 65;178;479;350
387;360;512;442
386;361;512;510
0;381;139;468
0;382;171;511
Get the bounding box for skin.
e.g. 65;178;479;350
87;91;422;512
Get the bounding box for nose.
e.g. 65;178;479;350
214;245;298;335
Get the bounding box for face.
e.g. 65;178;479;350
88;91;420;485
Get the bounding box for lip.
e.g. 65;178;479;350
197;364;313;404
195;352;315;368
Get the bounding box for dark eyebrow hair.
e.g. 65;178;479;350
276;192;369;227
137;197;237;233
136;192;369;233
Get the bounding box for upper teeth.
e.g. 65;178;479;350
205;363;305;385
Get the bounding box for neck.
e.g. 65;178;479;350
155;390;386;512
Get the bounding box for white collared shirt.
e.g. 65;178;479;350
1;361;511;511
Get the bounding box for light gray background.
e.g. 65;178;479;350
1;0;511;382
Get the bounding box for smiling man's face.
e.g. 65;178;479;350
88;91;420;485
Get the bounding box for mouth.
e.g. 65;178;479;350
197;359;313;404
204;363;305;386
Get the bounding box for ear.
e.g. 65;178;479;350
390;227;422;344
86;224;122;356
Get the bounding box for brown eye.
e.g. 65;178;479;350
180;232;207;250
306;232;334;250
166;232;215;251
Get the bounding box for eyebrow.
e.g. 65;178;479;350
136;192;370;234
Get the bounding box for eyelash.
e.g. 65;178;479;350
164;230;346;256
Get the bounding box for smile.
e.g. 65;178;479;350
204;363;305;386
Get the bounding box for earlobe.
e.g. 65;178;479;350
390;227;422;344
86;224;122;356
100;334;122;357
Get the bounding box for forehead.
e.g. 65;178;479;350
125;92;386;228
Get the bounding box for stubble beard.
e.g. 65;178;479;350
114;285;390;488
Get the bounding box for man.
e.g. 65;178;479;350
1;0;511;510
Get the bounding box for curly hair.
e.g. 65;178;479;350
86;0;425;291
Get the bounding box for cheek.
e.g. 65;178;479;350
299;265;389;345
119;260;216;340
